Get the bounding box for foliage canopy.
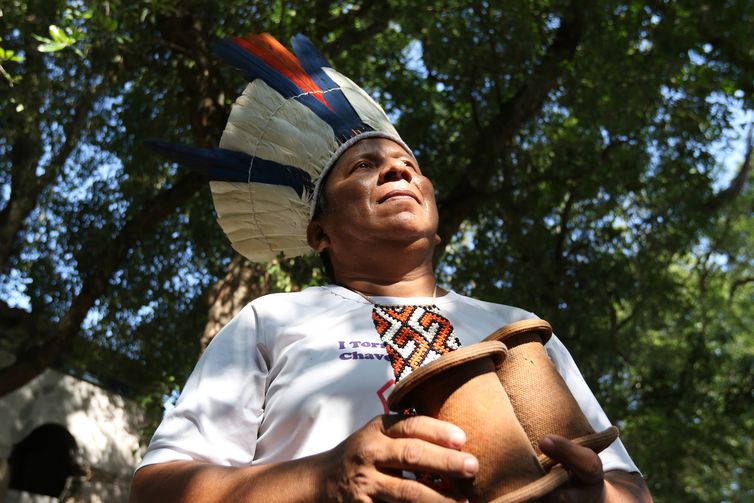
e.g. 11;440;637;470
1;1;752;500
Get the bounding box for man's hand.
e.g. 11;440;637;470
320;414;478;502
539;435;653;503
130;415;476;503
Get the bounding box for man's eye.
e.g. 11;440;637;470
404;160;419;172
356;161;371;169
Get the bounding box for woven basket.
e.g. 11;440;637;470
483;319;619;469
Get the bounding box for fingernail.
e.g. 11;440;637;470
463;456;478;475
449;427;466;447
538;436;554;450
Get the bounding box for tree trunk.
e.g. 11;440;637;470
200;254;272;349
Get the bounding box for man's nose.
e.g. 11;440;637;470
378;161;413;184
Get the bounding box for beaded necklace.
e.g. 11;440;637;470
346;284;462;384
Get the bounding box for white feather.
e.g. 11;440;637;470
220;80;337;177
323;68;400;137
210;181;310;261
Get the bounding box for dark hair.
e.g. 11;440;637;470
312;171;336;283
311;179;328;221
319;250;335;283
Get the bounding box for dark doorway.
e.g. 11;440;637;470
8;423;82;497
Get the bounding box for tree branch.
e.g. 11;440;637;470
314;0;389;48
553;188;575;273
479;3;586;156
729;276;754;299
706;123;753;211
0;73;106;272
475;1;504;110
608;301;635;366
0;173;205;396
435;1;589;260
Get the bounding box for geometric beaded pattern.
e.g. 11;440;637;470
372;305;462;383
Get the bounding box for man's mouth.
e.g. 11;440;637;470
378;190;420;204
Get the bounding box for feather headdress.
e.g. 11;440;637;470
147;33;413;262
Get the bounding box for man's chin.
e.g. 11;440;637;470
379;228;439;247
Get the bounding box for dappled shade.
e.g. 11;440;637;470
1;1;752;501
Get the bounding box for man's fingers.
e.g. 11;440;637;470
374;472;467;503
380;415;478;477
539;435;604;485
382;414;467;449
359;416;478;479
327;416;474;502
380;437;478;477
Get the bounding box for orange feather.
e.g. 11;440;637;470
234;33;332;109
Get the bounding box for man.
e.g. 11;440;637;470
131;33;652;502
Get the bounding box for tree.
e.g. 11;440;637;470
1;1;752;500
0;0;412;424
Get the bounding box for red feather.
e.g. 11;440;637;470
234;33;332;109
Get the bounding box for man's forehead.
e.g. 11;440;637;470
336;137;415;165
310;133;421;219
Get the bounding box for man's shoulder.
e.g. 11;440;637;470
212;286;345;342
445;291;537;322
248;284;351;315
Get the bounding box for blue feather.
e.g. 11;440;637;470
291;35;365;135
144;140;313;197
212;39;301;97
291;34;331;70
213;38;357;140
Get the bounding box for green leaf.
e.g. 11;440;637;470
48;24;66;43
37;41;68;53
103;17;118;32
69;28;85;41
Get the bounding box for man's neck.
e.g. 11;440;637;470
339;274;437;299
331;242;439;298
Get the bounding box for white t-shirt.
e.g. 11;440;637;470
139;285;638;474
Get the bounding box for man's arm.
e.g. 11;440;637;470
604;470;653;502
130;415;477;503
539;435;653;503
131;457;323;503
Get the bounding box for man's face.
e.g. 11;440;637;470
309;137;440;254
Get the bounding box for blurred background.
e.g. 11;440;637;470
1;0;752;501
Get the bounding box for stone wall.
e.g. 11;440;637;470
0;369;145;502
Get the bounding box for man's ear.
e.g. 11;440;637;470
307;220;331;252
434;233;442;246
